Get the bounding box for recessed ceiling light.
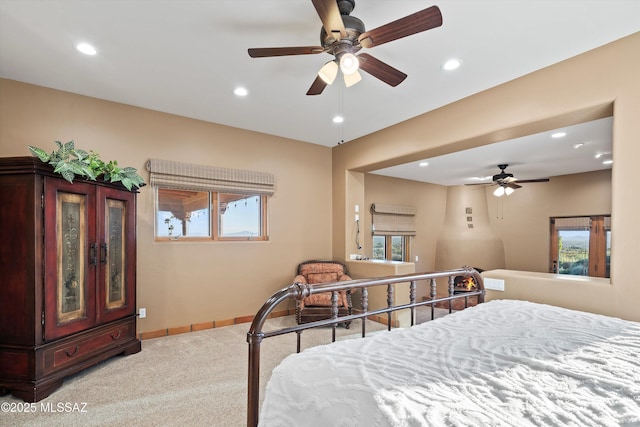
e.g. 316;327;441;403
76;43;97;56
333;116;344;124
419;162;429;167
551;132;566;138
442;59;461;71
233;87;248;97
602;159;613;165
572;143;584;149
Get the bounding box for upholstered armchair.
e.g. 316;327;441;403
294;260;353;328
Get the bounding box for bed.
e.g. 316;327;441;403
246;268;640;427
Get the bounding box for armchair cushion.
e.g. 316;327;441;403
298;262;347;282
307;272;340;284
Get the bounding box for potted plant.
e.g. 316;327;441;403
28;140;145;191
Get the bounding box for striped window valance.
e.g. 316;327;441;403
371;203;417;236
553;217;591;230
147;159;275;196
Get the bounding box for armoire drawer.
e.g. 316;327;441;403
42;319;135;375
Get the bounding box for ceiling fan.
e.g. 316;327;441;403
468;164;550;197
247;0;443;95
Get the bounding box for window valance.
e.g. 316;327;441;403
371;203;416;236
553;217;591;230
147;159;275;196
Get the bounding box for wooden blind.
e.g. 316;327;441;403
371;203;417;236
147;159;275;196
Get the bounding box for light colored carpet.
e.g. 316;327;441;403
1;307;448;427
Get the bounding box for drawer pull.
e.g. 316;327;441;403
65;346;79;357
110;330;122;340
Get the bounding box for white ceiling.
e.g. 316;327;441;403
1;1;637;185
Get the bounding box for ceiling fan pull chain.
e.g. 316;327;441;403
339;83;344;144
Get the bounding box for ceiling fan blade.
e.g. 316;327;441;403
312;0;347;40
248;46;325;58
515;178;550;183
506;182;522;190
357;53;407;87
306;75;328;95
359;6;443;48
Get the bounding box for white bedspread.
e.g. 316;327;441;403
259;300;640;427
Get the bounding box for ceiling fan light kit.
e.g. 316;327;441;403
469;164;550;196
493;185;515;197
247;0;443;95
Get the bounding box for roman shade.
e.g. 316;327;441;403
371;203;416;236
147;159;275;196
553;217;591;230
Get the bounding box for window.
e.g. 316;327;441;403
372;235;410;261
148;159;274;241
218;194;265;239
550;215;610;278
371;203;415;262
156;189;267;240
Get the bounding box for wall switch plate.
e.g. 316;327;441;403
415;256;419;262
484;278;505;291
139;308;146;318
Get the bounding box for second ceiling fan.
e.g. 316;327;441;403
468;164;550;197
247;0;443;95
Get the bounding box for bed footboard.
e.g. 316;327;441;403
246;266;484;427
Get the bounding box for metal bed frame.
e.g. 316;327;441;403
246;266;485;427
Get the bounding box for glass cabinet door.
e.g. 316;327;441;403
105;199;126;310
57;192;87;321
97;187;136;322
44;178;96;340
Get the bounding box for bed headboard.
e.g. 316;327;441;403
246;266;485;427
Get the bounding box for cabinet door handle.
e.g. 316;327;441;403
65;346;79;357
100;242;108;264
110;330;122;340
89;243;98;266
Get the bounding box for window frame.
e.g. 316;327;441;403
154;187;269;242
372;235;411;262
213;193;268;241
549;215;610;278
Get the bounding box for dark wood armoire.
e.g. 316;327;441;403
0;156;141;402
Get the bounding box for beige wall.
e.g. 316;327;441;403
333;33;640;321
0;79;333;333
364;173;446;272
490;169;611;272
363;173;447;297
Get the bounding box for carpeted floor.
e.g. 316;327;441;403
1;307;448;427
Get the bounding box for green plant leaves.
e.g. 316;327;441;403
28;140;145;191
27;146;50;162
